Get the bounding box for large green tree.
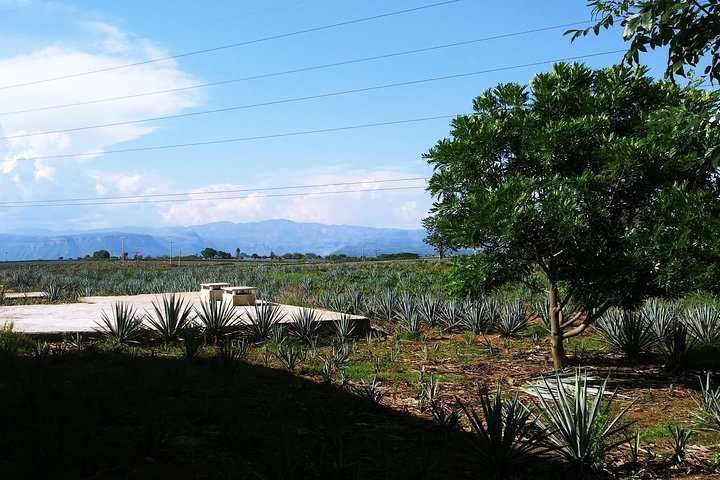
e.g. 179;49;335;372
426;63;720;368
569;0;720;83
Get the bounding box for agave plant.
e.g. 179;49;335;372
334;314;356;342
669;425;692;465
530;369;633;473
460;299;487;334
533;298;552;331
42;282;62;302
395;293;422;336
146;294;194;344
685;303;720;346
692;372;720;432
180;323;203;360
641;298;682;340
657;320;697;372
195;298;241;345
276;342;302;373
418;293;443;327
374;289;397;323
95;302;144;348
290;308;321;345
459;385;551;477
441;298;462;330
594;308;655;358
246;303;285;341
495;299;530;338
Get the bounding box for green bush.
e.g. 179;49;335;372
0;322;35;355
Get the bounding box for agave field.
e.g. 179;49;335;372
2;260;720;478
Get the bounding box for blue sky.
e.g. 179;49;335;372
0;0;673;232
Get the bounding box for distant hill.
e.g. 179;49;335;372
0;219;435;260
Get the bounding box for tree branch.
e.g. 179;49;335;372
560;312;583;329
562;301;612;338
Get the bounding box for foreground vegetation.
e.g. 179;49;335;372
2;260;720;478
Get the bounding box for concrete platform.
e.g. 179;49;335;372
1;292;369;335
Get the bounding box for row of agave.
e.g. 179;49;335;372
95;294;357;353
315;290;536;338
0;262;444;298
594;298;720;369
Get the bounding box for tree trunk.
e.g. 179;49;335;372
547;265;568;369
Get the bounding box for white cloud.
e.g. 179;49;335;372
157;168;432;229
394;200;418;221
0;21;201;190
160;185;266;225
33;163;55;181
0;20;203;230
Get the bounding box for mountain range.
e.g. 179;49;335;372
0;219;435;260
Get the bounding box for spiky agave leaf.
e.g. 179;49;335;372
146;294;194;344
395;293;422;336
374;289;396;323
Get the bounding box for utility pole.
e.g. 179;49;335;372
169;235;174;265
120;236;125;262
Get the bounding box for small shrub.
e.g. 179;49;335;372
0;322;36;355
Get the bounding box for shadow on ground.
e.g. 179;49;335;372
0;350;481;480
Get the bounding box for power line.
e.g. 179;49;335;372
0;0;461;91
0;20;592;117
0;177;428;205
0;185;428;208
6;114;459;163
0;49;625;142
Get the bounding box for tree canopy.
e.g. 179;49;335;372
425;62;720;367
569;0;720;83
92;249;111;260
